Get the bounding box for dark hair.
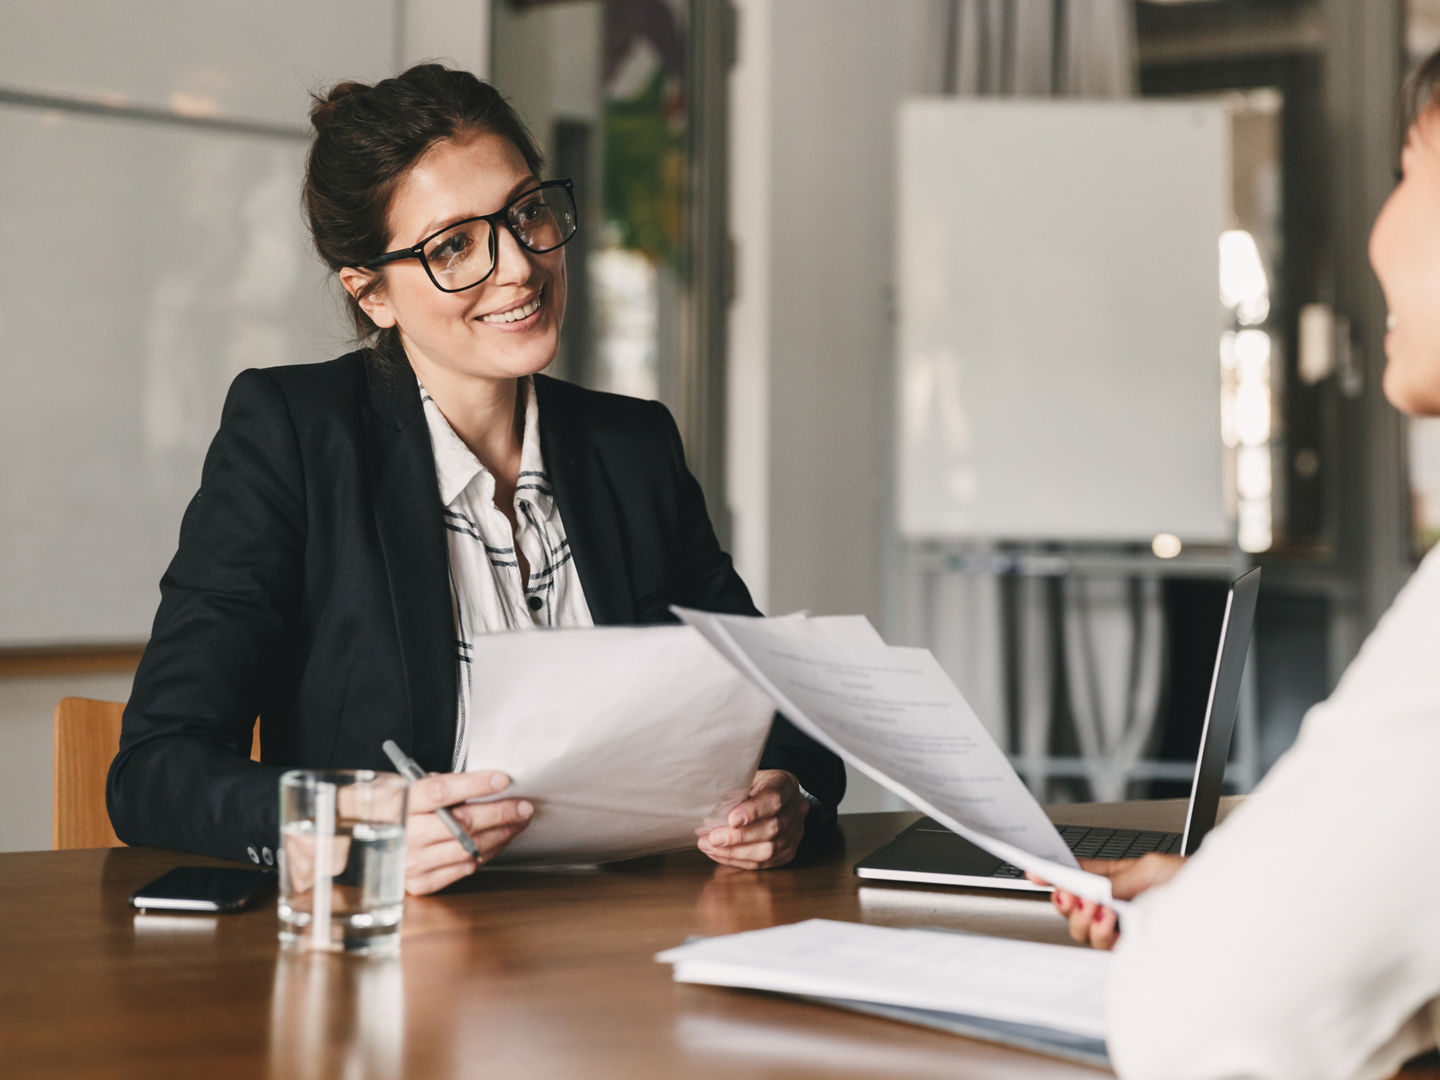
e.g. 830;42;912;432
1400;48;1440;150
303;63;544;348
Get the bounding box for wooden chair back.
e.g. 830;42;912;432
52;697;260;850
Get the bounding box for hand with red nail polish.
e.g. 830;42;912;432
1027;853;1185;950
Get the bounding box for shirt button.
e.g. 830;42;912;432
247;845;260;864
261;846;274;867
527;595;543;612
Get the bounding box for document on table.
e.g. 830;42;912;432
658;919;1111;1064
673;608;1125;909
459;624;777;865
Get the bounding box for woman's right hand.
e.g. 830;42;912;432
1027;853;1186;950
404;771;533;895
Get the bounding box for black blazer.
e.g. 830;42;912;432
107;351;844;862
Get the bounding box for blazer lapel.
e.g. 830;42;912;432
537;376;636;626
365;355;457;773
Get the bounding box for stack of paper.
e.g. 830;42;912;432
460;624;778;864
454;606;1137;899
659;919;1111;1066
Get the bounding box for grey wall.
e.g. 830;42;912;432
728;0;942;812
764;1;938;624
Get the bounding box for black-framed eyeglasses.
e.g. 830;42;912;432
360;178;578;293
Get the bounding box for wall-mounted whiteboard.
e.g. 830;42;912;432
0;105;351;646
896;99;1231;544
0;0;476;648
0;0;396;128
0;3;505;648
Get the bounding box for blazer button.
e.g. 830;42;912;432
261;846;275;866
247;845;260;864
527;595;543;612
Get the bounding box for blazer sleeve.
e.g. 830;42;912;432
651;401;847;812
106;368;300;861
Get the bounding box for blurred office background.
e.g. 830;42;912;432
2;0;1437;850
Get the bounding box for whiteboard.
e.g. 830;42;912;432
0;105;351;646
0;1;499;647
896;99;1231;543
0;0;394;128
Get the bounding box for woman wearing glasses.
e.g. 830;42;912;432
106;64;843;895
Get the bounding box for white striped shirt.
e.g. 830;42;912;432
419;377;593;768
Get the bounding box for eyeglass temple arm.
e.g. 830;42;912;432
359;248;421;270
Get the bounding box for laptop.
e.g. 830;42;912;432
854;567;1260;891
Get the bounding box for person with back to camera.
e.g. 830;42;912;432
106;64;844;896
1029;47;1440;1080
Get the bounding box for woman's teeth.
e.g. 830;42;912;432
480;295;541;324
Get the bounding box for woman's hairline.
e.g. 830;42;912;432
361;124;541;272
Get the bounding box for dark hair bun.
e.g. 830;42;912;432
309;80;372;132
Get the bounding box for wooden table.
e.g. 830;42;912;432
2;803;1435;1079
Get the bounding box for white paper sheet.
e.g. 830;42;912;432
460;624;777;864
658;918;1111;1041
674;608;1127;910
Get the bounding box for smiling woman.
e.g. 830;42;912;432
341;133;570;418
105;64;844;895
1371;50;1440;418
1032;44;1440;1080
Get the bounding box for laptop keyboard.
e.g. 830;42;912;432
911;818;1182;879
990;825;1183;879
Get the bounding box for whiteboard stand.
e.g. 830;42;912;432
897;542;1259;804
891;99;1251;801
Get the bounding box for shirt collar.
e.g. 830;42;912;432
513;377;553;513
419;376;550;510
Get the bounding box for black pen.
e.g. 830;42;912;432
381;739;483;862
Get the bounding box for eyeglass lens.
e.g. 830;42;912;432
423;185;577;290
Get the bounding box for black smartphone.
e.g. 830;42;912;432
129;866;276;913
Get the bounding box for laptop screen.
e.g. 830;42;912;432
1179;567;1261;854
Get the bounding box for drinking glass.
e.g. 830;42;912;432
278;770;408;955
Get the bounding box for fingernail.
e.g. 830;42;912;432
729;811;748;827
711;831;729;848
517;800;533;819
491;773;510;793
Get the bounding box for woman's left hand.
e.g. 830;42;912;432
699;769;809;870
1027;853;1186;950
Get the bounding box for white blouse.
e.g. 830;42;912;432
1107;545;1440;1079
420;377;594;769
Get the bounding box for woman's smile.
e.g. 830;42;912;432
347;130;570;396
475;287;544;329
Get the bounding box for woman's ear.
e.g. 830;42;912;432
339;267;398;329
